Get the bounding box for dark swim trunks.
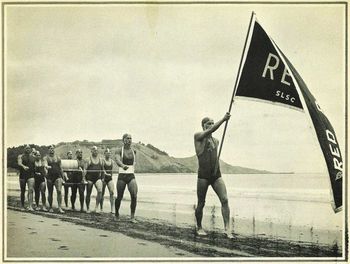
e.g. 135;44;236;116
118;148;136;184
70;159;84;183
34;165;46;185
71;172;83;183
104;175;113;184
103;161;113;183
118;173;135;184
197;137;222;185
46;156;62;183
19;154;35;181
65;171;74;184
86;158;103;184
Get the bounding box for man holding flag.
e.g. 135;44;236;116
194;112;232;238
234;13;342;212
217;12;342;213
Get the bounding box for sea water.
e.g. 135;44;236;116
6;172;343;246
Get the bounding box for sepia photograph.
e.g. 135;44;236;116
2;0;348;261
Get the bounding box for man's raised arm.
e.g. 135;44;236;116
195;112;231;141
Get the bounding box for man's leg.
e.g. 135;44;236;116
195;178;209;235
78;184;85;212
47;179;54;212
40;181;47;211
26;178;35;210
127;179;138;221
64;185;69;208
34;179;41;208
107;180;115;213
100;181;106;210
94;179;103;213
54;178;64;213
212;177;232;238
19;178;26;209
85;181;93;213
115;179;126;219
71;184;78;210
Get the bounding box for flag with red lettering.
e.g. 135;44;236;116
234;14;343;212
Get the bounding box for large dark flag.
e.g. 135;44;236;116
234;14;343;212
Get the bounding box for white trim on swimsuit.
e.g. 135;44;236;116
119;146;135;174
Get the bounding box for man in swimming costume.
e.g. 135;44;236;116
45;145;65;213
33;150;48;211
101;148;115;214
63;151;73;208
115;134;138;222
71;149;86;212
17;144;35;210
194;112;233;238
84;146;103;213
31;148;37;157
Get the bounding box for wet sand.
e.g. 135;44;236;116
7;209;198;258
7;172;343;247
6;196;341;258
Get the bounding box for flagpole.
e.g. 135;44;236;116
214;11;256;175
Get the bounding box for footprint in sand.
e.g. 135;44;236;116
52;224;59;226
27;227;34;230
58;245;69;250
29;231;37;235
49;238;61;242
99;234;108;237
79;229;86;232
38;220;44;223
137;242;147;246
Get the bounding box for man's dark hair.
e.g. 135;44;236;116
201;117;210;128
123;134;131;140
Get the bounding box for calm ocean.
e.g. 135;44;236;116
7;172;343;245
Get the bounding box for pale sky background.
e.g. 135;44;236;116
5;3;346;173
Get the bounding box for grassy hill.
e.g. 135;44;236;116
8;139;271;174
52;140;270;174
175;155;271;174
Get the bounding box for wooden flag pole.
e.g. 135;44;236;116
214;12;256;175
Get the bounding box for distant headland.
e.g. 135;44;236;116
7;139;276;174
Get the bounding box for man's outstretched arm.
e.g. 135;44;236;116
195;112;231;141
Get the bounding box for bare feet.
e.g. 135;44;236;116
196;228;207;236
130;218;137;223
225;232;234;239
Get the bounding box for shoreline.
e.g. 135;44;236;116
6;209;198;258
6;170;343;247
6;196;341;258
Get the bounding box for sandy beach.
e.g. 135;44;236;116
7;209;198;258
7;172;343;246
6;171;344;259
6;195;342;258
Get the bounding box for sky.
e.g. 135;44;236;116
5;3;346;173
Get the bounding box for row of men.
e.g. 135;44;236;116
17;113;233;237
17;134;137;221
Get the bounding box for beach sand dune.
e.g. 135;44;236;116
6;196;341;258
